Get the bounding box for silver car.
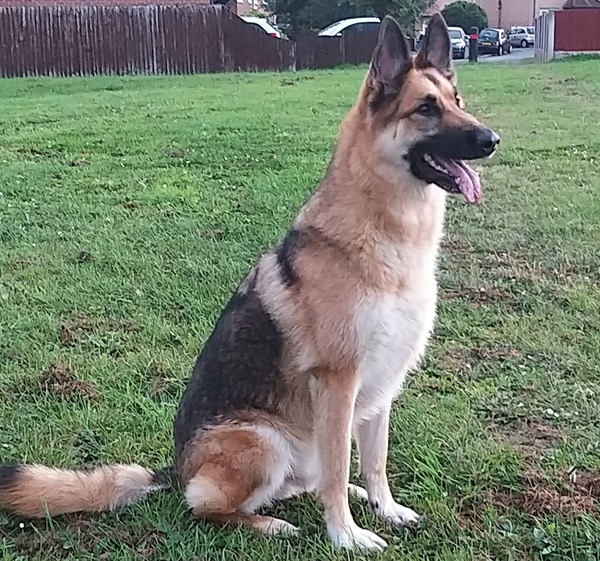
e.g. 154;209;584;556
509;26;535;48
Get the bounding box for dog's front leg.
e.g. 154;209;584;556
355;406;421;529
313;371;387;551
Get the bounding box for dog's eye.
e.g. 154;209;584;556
416;102;436;116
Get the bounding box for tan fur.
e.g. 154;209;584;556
0;464;158;518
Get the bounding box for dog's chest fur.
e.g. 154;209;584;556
352;240;439;422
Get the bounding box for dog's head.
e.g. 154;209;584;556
362;14;499;203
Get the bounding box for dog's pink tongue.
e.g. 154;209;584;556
437;158;482;204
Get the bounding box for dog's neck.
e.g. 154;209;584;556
298;110;447;256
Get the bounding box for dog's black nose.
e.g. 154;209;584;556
475;128;500;152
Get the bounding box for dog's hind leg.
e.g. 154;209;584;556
184;424;298;537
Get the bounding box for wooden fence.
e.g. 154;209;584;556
296;30;379;70
0;5;296;77
554;8;600;52
535;7;600;61
0;5;379;77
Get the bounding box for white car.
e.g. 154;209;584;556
448;26;468;59
240;16;282;39
509;26;535;48
318;17;381;37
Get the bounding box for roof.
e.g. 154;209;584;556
563;0;600;8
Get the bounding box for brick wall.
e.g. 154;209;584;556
0;0;238;14
236;0;265;16
0;0;210;3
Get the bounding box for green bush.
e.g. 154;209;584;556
441;0;488;33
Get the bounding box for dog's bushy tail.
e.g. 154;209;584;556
0;463;172;518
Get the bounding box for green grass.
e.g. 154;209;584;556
1;60;599;561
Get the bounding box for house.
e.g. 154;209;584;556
236;0;267;16
432;0;567;29
0;0;237;14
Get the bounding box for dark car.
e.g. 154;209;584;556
478;28;512;56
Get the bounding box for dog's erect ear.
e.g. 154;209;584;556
370;16;410;96
415;13;452;74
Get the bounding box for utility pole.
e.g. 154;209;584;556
498;0;503;29
533;0;538;22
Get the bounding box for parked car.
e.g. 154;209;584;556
240;16;282;38
448;26;467;59
318;17;381;37
509;26;535;48
478;28;512;56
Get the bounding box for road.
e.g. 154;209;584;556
455;47;535;65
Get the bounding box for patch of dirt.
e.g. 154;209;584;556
199;227;225;241
488;244;599;284
147;364;183;402
1;518;165;559
440;236;474;254
280;75;315;86
505;418;562;461
9;256;39;270
459;468;600;525
121;200;141;209
59;314;136;347
433;343;522;380
68;158;90;167
434;345;472;376
470;345;520;362
2;525;68;559
572;470;600;498
38;360;98;400
441;286;518;309
135;529;166;558
75;250;94;263
459;419;600;523
166;146;191;160
494;469;597;516
15;146;59;158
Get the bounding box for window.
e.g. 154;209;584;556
248;23;265;34
344;23;363;34
480;29;498;41
360;22;381;33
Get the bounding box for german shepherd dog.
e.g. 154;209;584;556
0;14;499;551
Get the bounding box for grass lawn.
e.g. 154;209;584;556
1;59;599;561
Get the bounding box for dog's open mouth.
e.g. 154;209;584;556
414;153;482;204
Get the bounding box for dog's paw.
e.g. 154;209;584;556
371;500;421;530
348;483;369;502
254;517;300;537
328;522;387;552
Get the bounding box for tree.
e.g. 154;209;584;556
267;0;372;39
267;0;434;40
356;0;436;35
441;1;488;33
244;8;271;18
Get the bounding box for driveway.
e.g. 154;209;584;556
455;47;535;65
